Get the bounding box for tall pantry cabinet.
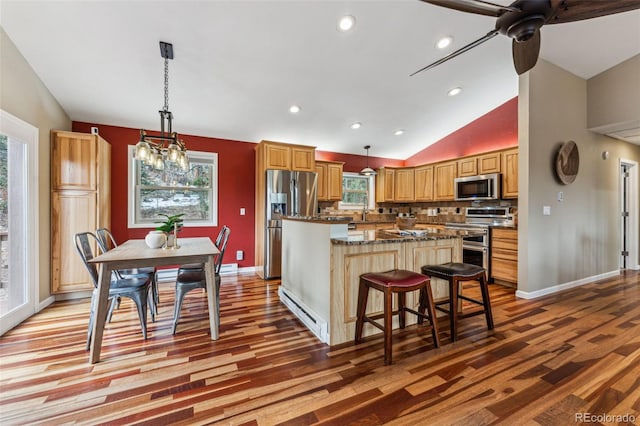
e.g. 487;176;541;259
51;131;111;294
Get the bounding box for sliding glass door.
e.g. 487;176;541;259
0;111;38;335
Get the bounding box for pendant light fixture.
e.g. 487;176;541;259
360;145;377;176
134;41;189;171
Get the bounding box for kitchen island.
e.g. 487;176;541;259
280;217;468;345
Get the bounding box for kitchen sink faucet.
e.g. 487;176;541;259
362;193;368;222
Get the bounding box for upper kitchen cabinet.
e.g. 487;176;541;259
457;157;478;177
316;160;344;201
434;161;457;201
501;148;518;198
52;131;98;190
375;167;395;202
257;140;316;172
478;152;501;174
414;164;434;201
394;167;415;202
51;130;111;294
457;151;501;177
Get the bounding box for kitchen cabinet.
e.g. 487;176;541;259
51;131;110;294
478;152;501;174
457;157;477;177
414;164;434;201
257;140;316;172
501;148;518;198
394;167;415;202
457;152;501;177
375;167;395;202
316;160;344;201
434;161;457;201
375;167;414;202
491;227;517;285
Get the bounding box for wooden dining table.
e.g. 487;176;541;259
88;237;220;363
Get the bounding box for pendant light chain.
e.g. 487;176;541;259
163;55;170;112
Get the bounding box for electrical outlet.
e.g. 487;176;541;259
543;206;551;216
236;250;243;261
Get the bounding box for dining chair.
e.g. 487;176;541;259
74;232;152;350
96;228;158;321
171;226;231;334
177;225;230;272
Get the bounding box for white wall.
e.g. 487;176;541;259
518;59;640;296
0;28;71;302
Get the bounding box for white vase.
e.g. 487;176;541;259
145;231;166;249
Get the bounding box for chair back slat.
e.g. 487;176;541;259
215;226;231;274
74;232;104;288
96;228;118;252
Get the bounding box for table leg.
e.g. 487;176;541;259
205;256;219;340
90;264;113;363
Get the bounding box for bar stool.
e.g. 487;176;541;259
355;269;440;365
420;262;493;342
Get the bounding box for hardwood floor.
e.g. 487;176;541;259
1;270;639;425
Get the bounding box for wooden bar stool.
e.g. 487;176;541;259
420;262;493;342
355;269;440;365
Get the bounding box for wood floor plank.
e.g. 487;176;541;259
0;270;638;425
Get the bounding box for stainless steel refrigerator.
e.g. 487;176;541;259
264;169;318;279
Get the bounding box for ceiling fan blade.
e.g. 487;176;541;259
420;0;519;17
547;0;640;24
512;29;541;74
410;30;499;76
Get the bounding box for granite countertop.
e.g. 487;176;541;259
283;216;352;224
331;228;481;245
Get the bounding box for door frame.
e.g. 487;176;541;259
0;110;39;335
620;158;639;270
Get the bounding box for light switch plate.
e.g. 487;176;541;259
240;208;245;215
543;206;551;216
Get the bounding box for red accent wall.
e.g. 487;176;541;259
72;122;257;268
405;97;518;166
73;98;516;268
315;151;403;172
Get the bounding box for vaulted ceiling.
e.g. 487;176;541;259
2;1;639;159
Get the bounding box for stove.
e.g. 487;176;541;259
445;207;514;277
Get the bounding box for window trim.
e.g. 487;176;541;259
338;172;375;210
127;145;218;228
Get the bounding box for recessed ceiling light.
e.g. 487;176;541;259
289;105;301;114
447;87;462;97
350;122;362;130
338;15;356;32
436;36;453;49
394;129;404;136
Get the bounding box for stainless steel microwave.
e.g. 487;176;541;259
454;173;501;201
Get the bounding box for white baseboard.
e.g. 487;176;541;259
157;264;250;282
278;287;329;344
238;266;258;274
38;295;55;312
515;270;621;299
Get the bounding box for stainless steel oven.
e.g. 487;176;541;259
446;223;490;273
445;206;513;278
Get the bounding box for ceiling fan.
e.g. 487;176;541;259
411;0;640;76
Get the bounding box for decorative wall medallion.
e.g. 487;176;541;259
555;140;579;184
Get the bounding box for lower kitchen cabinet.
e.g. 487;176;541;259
491;227;518;285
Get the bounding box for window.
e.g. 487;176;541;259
339;172;375;210
128;146;218;228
